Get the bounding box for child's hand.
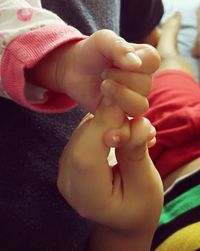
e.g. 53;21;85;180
100;67;152;118
28;30;160;114
62;30;160;113
57;105;163;233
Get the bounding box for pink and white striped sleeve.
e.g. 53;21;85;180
0;0;86;113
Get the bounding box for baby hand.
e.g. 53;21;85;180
100;67;152;117
26;29;160;114
53;30;160;113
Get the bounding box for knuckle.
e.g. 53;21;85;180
113;37;132;52
94;29;116;40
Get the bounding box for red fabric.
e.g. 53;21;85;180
146;70;200;178
1;24;86;113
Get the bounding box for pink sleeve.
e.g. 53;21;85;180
1;24;86;113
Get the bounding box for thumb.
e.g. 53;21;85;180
116;117;156;191
91;29;142;70
119;117;152;160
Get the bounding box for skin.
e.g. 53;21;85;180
192;8;200;58
58;103;163;251
58;12;200;250
26;29;160;114
26;11;200;250
56;46;163;250
25;24;161;251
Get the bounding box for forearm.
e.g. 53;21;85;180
0;1;85;112
89;224;153;251
25;39;80;94
1;24;84;112
0;0;60;101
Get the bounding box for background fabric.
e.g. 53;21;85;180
0;1;163;250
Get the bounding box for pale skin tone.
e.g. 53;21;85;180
25;22;162;251
58;13;200;251
26;11;200;250
58;103;163;251
26;29;160;114
55;35;163;250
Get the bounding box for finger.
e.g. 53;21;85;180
133;44;161;73
148;125;156;141
123;117;152;153
147;137;156;148
94;99;125;129
93;29;142;70
58;113;114;215
115;117;162;225
101;79;149;116
103;117;130;147
58;100;127;218
101;68;152;96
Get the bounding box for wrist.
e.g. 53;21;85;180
89;223;154;251
25;40;80;94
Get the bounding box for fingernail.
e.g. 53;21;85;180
112;135;120;144
125;52;142;66
101;80;116;95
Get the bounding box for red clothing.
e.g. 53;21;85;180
1;24;85;113
146;70;200;178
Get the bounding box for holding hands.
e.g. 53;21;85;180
28;29;160;114
57;32;163;250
